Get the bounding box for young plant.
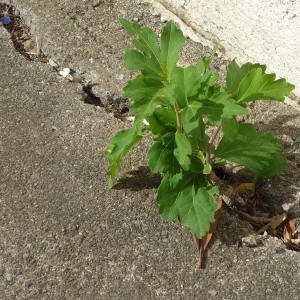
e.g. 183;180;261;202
105;18;294;257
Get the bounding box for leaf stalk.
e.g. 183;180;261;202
206;125;221;165
174;99;183;132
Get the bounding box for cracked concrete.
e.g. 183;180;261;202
0;0;300;299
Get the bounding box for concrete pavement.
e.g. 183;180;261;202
0;1;299;299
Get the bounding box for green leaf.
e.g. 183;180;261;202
171;61;207;108
148;133;180;174
181;106;209;149
123;76;163;102
226;60;266;95
119;17;140;36
105;127;142;187
123;49;162;77
120;19;163;78
147;107;177;135
157;172;219;238
210;93;249;121
123;76;173;126
160;22;185;81
174;131;192;170
214;118;286;177
183;92;244;130
187;99;224;124
120;19;186;81
132;28;160;59
226;60;294;103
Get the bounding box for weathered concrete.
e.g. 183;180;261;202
146;0;300;97
0;1;300;299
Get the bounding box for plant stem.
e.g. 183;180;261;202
206;125;221;165
174;99;183;132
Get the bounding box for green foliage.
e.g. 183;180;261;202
226;60;294;103
104;127;142;188
157;172;219;238
105;19;294;238
214;118;286;177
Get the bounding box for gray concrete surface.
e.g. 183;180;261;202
1;0;300;299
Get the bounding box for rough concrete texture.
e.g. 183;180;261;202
0;0;300;299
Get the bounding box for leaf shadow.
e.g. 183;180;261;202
113;166;161;191
199;207;256;268
254;113;300;140
253;113;300;216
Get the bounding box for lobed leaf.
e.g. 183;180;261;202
214;118;286;177
132;28;161;60
226;60;294;103
170;61;207;108
120;18;163;79
226;60;266;95
147;107;177;136
157;172;219;238
120;18;185;82
148;133;180;174
209;93;248;121
123;76;173;127
119;17;140;36
181;106;208;149
186;100;224;125
105;127;142;187
160;22;186;81
123;49;162;77
174;131;193;170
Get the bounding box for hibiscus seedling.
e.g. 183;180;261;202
105;18;294;266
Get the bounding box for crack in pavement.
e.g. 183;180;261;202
0;2;47;62
0;2;130;120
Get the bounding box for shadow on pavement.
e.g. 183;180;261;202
113;166;161;191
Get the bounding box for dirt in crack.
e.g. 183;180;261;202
102;92;130;120
0;3;47;62
1;2;130;121
82;84;130;120
82;84;103;107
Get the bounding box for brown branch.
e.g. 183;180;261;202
237;210;272;224
194;198;222;268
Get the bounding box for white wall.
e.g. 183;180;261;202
145;0;300;98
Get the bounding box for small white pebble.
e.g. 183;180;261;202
49;58;59;68
59;68;70;77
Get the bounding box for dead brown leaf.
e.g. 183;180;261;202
234;182;255;194
284;226;291;242
194;197;222;268
257;213;287;234
283;213;297;243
